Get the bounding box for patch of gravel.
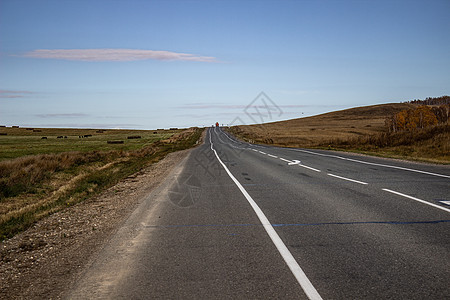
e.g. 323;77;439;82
0;148;193;299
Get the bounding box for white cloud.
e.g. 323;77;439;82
22;49;217;62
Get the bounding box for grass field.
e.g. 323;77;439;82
0;127;179;161
0;127;203;240
228;103;449;164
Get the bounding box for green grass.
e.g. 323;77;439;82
0;127;178;161
0;127;204;240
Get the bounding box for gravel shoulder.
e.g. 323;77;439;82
0;148;194;299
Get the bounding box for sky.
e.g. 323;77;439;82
1;0;449;129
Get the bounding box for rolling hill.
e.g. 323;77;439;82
228;103;449;163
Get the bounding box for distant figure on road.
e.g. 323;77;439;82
215;122;219;127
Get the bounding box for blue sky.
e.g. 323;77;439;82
1;0;449;129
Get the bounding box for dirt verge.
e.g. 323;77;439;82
0;148;193;299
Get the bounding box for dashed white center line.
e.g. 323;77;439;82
279;157;292;163
327;173;368;185
267;154;278;158
258;151;267;154
383;189;450;213
210;130;323;300
300;165;321;173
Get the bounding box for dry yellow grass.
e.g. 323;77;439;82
228;103;449;164
230;103;415;147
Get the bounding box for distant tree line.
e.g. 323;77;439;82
386;104;449;133
403;95;450;105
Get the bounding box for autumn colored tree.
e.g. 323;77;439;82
386;105;438;132
432;105;450;124
414;105;437;129
405;95;450;105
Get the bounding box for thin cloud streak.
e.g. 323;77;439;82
22;49;217;62
36;113;90;118
178;103;342;110
27;123;145;129
0;90;34;98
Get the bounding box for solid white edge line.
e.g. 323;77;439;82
327;173;368;185
382;189;450;213
209;130;323;300
291;149;450;179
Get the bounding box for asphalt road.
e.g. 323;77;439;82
69;127;450;299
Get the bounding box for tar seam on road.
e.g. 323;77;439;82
210;129;323;300
382;189;450;213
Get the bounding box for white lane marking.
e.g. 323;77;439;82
300;165;321;173
327;173;368;185
288;160;302;165
267;154;278;158
221;130;239;143
220;129;249;148
440;201;450;206
290;149;450;179
279;157;292;163
259;151;267;155
278;157;321;172
214;129;247;150
252;149;258;152
382;189;450;213
209;130;323;300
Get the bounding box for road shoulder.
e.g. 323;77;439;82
0;148;193;299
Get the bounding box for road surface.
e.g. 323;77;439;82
69;127;450;299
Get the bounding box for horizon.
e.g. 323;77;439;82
1;0;449;130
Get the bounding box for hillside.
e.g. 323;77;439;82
228;103;449;163
230;103;415;147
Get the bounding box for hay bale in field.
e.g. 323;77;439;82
153;131;158;134
57;136;64;139
41;137;47;139
12;126;19;128
84;134;92;138
107;140;124;144
26;128;34;130
127;135;141;139
0;133;7;136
